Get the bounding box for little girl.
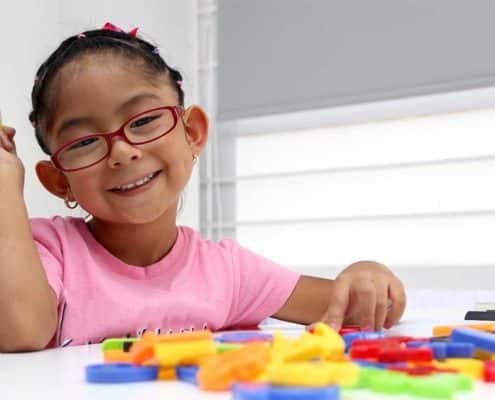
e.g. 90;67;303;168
0;23;405;351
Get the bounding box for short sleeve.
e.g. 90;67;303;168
30;218;64;305
223;240;300;328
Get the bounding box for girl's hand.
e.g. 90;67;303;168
0;125;25;190
272;262;406;332
321;261;406;331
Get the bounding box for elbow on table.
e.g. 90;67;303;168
0;334;49;353
0;309;57;353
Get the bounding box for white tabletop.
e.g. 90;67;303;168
2;318;495;399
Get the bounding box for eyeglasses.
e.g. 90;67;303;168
51;105;184;172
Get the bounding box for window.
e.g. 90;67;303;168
201;89;495;289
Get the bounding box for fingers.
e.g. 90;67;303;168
323;264;406;332
373;279;389;331
384;277;406;329
349;277;377;330
340;274;395;331
0;125;16;153
2;125;16;138
321;277;350;331
0;134;13;151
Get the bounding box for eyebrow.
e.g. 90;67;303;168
55;93;162;137
118;92;162;112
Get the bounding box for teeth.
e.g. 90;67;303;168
117;172;155;191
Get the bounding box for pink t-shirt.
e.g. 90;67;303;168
29;217;300;348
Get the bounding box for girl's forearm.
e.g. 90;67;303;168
272;275;333;324
0;190;57;351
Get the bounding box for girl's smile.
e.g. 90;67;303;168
108;169;162;196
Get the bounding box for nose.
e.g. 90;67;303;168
107;138;143;168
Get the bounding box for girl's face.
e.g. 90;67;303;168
40;55;207;224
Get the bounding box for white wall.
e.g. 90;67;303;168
0;0;199;228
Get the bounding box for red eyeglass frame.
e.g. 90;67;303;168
51;105;185;172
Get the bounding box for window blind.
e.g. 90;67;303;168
201;89;495;289
218;0;495;120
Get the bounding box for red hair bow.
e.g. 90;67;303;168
102;22;138;37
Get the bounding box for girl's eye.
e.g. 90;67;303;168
130;114;161;128
68;137;99;150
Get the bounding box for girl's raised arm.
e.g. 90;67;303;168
0;124;57;352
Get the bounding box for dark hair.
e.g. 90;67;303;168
29;28;184;155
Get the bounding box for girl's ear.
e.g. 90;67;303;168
182;105;209;155
35;161;72;200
